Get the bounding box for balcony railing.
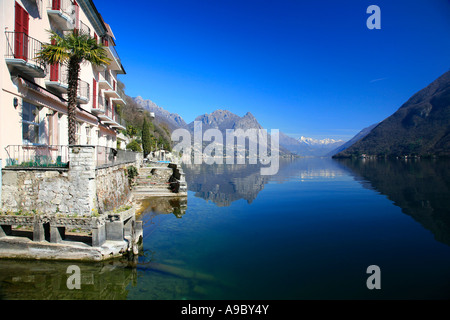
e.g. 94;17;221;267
98;70;112;88
95;146;140;169
79;20;91;37
4;31;46;77
117;87;126;99
102;35;123;72
4;145;69;168
77;79;90;103
60;79;89;103
95;95;107;112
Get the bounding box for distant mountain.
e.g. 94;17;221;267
187;109;263;132
133;96;187;131
187;109;294;156
131;97;346;157
279;133;345;157
327;123;378;157
187;110;345;157
334;71;450;158
298;136;344;146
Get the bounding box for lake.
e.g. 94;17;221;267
1;157;450;299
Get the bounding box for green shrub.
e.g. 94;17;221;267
126;139;142;152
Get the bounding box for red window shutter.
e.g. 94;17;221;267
50;64;59;81
93;78;97;108
94;33;98;43
52;0;61;10
14;2;29;60
49;39;59;81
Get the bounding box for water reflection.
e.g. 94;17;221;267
136;197;188;218
183;158;348;206
336;158;450;247
183;163;270;206
0;259;137;300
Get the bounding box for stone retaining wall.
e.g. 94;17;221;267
1;146;140;216
0;146;144;260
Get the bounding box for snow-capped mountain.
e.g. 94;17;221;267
278;134;345;157
298;136;345;146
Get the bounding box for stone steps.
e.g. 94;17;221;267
133;186;172;192
132;162;187;197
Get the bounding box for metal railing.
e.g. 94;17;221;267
96;146;140;168
4;31;46;70
96;94;106;111
79;20;90;37
4;145;69;168
116;87;126;101
102;36;122;66
77;79;90;101
98;70;112;87
114;111;126;129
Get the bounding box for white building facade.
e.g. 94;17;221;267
0;0;127;167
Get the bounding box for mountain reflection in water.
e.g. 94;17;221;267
336;158;450;247
182;158;347;206
183;157;450;248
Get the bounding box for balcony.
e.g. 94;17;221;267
98;70;113;89
60;79;89;104
4;32;47;78
45;63;69;93
111;87;126;105
111;115;126;131
46;0;74;31
92;96;125;130
98;70;122;99
102;36;124;73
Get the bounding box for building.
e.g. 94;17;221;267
0;0;127;168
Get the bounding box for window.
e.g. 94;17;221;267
22;101;41;144
86;126;92;145
75;122;82;145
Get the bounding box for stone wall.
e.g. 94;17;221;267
1;146;140;216
96;165;131;213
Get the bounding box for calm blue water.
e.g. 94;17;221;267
1;157;450;299
127;158;450;299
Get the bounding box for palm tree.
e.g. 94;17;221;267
37;30;110;145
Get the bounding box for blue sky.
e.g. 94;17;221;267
94;0;450;141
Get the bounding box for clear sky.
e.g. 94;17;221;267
94;0;450;141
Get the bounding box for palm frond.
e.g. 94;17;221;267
35;30;70;65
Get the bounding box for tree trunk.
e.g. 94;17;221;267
67;57;81;145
